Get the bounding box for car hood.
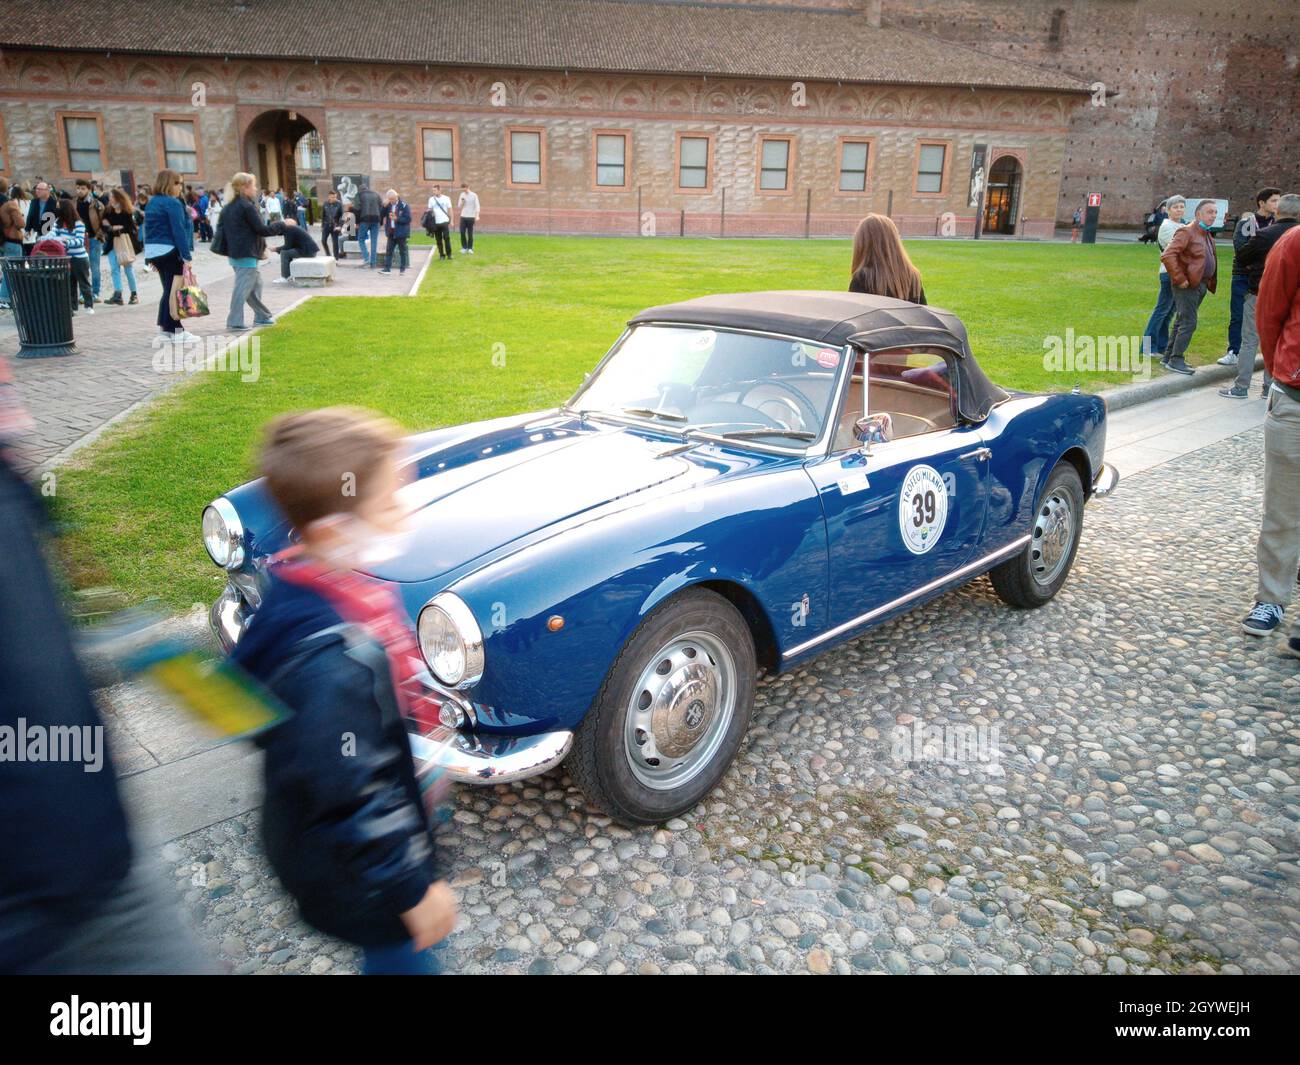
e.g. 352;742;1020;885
371;414;712;583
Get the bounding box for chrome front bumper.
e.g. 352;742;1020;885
408;727;573;786
210;583;249;654
211;581;572;786
1091;462;1119;499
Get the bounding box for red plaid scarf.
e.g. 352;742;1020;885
274;548;442;733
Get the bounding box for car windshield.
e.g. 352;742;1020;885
569;324;843;446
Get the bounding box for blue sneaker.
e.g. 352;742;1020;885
1242;602;1284;636
1284;636;1300;660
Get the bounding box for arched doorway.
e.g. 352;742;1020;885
982;156;1023;235
241;109;322;196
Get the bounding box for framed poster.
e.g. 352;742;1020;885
968;143;987;209
332;174;369;204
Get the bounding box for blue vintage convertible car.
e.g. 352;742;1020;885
203;292;1117;824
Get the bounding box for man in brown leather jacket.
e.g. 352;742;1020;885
1160;199;1220;375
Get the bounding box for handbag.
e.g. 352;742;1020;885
113;232;136;265
174;263;210;320
210;218;228;257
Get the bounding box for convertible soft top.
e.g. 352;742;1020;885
629;291;1009;422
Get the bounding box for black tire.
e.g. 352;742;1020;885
567;588;756;826
989;461;1085;609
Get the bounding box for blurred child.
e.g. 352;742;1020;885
230;407;457;974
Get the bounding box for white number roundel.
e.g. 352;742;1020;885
899;464;948;555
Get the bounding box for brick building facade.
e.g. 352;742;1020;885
11;0;1224;239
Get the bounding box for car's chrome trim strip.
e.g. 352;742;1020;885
781;534;1032;658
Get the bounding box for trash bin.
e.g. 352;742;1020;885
2;255;77;359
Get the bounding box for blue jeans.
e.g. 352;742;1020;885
0;240;22;301
87;237;103;298
1143;272;1175;356
358;221;380;266
1227;273;1249;353
361;939;445;975
108;248;137;294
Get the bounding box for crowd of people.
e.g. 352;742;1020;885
0;171;484;342
1141;186;1298;395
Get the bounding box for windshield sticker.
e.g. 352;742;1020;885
689;329;717;352
815;348;840;369
899;464;948;555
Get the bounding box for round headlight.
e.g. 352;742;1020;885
417;592;484;688
202;497;245;570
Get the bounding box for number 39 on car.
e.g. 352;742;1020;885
203;292;1117;825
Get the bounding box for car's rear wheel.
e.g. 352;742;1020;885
989;461;1085;609
568;588;756;826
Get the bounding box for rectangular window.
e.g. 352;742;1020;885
678;135;710;190
839;140;870;192
916;142;947;194
64;115;103;172
421;126;454;182
595;133;627;188
160;119;198;174
759;137;791;191
510;129;542;185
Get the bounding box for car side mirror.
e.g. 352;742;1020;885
854;413;892;455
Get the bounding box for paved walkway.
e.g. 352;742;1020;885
1;227;432;471
1105;371;1272;477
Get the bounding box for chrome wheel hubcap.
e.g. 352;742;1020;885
1031;490;1074;586
624;630;736;791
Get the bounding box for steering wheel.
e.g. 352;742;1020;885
739;381;820;432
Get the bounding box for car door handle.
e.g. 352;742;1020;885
959;447;991;461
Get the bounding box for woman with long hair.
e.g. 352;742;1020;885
54;198;94;313
848;214;926;304
219;171;290;330
142;168;195;339
102;187;140;305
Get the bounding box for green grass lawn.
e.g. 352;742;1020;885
52;235;1231;609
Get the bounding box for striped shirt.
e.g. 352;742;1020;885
54;221;88;259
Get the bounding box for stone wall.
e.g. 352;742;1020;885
879;0;1300;225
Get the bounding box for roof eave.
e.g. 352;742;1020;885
0;42;1094;96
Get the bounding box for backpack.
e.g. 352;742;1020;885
32;237;67;257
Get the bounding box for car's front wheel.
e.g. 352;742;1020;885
989;460;1085;608
568;588;756;826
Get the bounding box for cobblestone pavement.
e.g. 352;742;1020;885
151;424;1299;975
2;230;430;471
